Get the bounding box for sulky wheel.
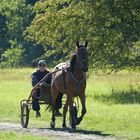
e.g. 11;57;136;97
21;102;29;128
69;105;78;129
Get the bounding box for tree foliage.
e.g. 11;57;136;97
0;0;140;70
0;0;44;68
25;0;140;70
0;45;24;68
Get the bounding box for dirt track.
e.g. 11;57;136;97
0;122;117;140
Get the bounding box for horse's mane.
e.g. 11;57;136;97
70;53;77;72
52;52;77;72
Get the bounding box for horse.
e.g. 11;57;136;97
50;41;88;129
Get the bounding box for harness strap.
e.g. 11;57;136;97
70;72;86;93
62;67;67;90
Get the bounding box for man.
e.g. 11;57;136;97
31;60;63;117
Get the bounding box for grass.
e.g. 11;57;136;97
0;68;140;139
0;131;53;140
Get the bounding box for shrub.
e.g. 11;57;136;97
0;46;24;68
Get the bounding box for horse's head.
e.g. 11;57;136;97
76;41;88;72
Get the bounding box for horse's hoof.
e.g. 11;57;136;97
76;118;82;125
70;125;76;130
50;121;55;129
70;127;76;131
62;124;67;128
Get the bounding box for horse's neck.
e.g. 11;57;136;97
73;62;83;81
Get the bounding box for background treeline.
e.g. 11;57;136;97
0;0;140;70
0;0;45;68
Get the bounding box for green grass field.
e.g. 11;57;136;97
0;68;140;140
0;131;53;140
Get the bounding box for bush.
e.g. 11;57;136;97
0;46;24;68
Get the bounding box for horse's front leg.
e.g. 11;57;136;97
62;95;73;128
50;84;59;128
77;93;87;125
50;102;56;128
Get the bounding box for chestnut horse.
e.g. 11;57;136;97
50;41;88;129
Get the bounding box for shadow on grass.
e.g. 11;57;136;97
94;86;140;104
39;127;112;137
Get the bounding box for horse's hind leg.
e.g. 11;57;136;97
62;101;68;128
77;93;87;125
50;84;59;128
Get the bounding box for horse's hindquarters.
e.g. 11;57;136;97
52;70;67;93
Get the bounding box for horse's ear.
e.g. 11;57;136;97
85;41;88;47
76;41;80;48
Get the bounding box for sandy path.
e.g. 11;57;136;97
0;122;117;140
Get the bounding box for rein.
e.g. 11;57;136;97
27;69;61;103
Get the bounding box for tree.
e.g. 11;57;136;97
25;0;140;70
0;13;10;55
0;0;44;67
0;45;24;68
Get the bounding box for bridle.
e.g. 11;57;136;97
69;47;88;93
76;47;88;71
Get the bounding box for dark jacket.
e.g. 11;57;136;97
31;70;52;87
